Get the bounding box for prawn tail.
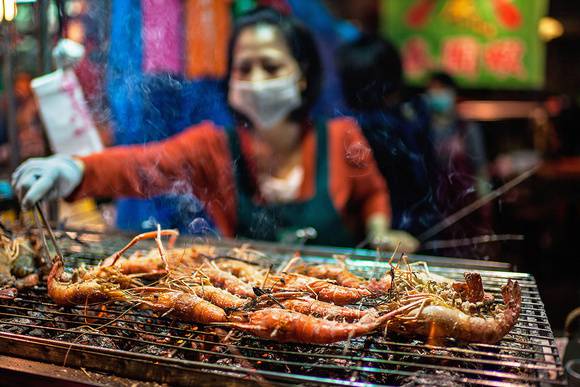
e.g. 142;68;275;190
502;279;521;308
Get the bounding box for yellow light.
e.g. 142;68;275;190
1;0;18;22
539;17;564;42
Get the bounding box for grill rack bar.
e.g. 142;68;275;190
0;232;566;386
0;331;564;387
3;297;561;359
0;309;562;374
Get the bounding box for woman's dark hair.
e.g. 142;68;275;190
225;7;322;122
337;34;402;111
429;71;457;91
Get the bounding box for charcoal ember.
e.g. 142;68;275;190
55;331;118;349
317;357;355;368
0;317;34;334
400;370;464;386
27;311;48;321
27;328;45;337
139;333;171;344
107;322;135;338
215;357;244;368
198;353;213;362
134;344;184;359
53;314;77;329
209;344;227;355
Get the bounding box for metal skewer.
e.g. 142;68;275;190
34;202;64;263
418;165;539;242
32;209;50;265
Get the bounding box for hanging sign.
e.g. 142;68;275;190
381;0;547;89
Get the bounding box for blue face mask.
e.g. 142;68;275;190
428;90;455;114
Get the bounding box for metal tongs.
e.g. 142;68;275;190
32;203;64;264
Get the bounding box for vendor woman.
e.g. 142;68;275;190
12;8;419;251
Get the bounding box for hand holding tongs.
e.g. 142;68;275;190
32;203;64;264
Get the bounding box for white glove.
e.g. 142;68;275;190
369;229;420;253
11;155;84;210
366;214;420;253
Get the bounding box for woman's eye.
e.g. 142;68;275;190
235;63;252;75
263;64;281;74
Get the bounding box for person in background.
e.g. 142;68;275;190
337;35;440;238
11;8;419;252
425;71;492;242
426;72;491;197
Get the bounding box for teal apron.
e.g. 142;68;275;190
227;121;358;247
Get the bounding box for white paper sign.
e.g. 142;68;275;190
31;68;103;156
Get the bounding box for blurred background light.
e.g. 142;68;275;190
539;16;564;41
1;0;18;23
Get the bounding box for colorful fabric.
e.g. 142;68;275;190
142;0;183;74
184;0;231;79
107;1;233;232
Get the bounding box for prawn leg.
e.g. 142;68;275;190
101;229;179;268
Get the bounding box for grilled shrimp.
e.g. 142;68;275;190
47;260;129;305
187;285;248;309
265;273;371;305
296;262;364;288
280;297;367;322
138;290;227;323
197;263;256;299
113;247;201;277
228;301;420;344
48;229;179;305
215;259;265;285
296;262;393;294
387;279;521;344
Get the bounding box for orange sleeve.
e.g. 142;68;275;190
69;121;230;201
328;117;391;223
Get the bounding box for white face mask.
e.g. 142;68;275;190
228;72;302;129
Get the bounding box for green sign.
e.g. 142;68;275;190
381;0;547;89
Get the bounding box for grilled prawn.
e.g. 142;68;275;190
385;279;521;344
47;259;130;305
180;285;248;309
138;290;228;323
279;297;367;322
195;263;256;299
215;259;266;285
228;301;421;344
265;273;371;305
295;260;393;294
297;263;364;288
48;229;177;305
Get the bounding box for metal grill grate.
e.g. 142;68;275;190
0;231;566;386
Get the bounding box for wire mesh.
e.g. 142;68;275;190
0;231;566;386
